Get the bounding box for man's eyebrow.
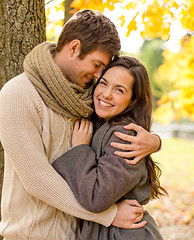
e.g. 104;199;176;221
96;60;107;67
101;61;107;67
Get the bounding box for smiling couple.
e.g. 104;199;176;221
0;9;163;240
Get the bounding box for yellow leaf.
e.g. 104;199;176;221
126;19;137;37
118;15;125;27
125;2;137;10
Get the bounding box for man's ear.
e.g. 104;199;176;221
69;39;81;57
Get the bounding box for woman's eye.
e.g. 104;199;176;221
115;88;124;93
99;80;107;86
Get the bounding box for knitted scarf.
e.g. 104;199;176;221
23;42;94;120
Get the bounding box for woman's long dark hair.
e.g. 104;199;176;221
92;56;167;199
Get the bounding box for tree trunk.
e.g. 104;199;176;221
64;0;73;24
0;1;46;237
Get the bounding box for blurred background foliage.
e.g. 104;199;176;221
45;0;194;125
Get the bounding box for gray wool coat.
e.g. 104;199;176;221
52;122;164;240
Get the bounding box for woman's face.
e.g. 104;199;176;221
93;66;134;122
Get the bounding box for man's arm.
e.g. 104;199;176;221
0;78;116;227
110;123;161;164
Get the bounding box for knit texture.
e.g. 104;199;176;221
23;42;93;119
0;74;117;239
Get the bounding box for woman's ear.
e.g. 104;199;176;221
69;39;81;57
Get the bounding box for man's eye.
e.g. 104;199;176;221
95;63;100;68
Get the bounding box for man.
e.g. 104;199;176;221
0;10;160;239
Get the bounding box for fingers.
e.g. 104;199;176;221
124;199;144;214
79;118;87;130
88;121;93;134
132;206;144;215
129;220;147;229
114;150;134;158
114;131;135;143
111;141;132;151
124;156;142;165
74;120;80;132
77;118;92;134
134;213;144;222
124;123;143;132
124;199;141;207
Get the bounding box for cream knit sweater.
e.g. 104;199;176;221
0;73;117;240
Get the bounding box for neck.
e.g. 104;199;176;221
52;47;69;79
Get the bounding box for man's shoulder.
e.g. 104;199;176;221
0;72;44;115
1;73;28;91
1;73;37;98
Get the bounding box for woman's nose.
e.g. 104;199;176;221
103;88;112;100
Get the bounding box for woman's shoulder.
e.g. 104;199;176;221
96;123;136;136
104;123;136;142
92;123;137;155
94;123;136;155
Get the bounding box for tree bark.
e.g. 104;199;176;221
0;0;46;87
0;1;46;237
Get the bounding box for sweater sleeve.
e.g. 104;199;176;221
52;125;147;213
0;76;117;227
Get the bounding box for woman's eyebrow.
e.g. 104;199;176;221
115;84;128;92
101;77;128;92
101;77;108;82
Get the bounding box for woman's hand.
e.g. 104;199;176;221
72;118;93;147
112;199;147;229
111;123;161;164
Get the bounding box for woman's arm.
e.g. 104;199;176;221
52;124;147;213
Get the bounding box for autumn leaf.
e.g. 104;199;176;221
126;18;137;37
118;15;125;27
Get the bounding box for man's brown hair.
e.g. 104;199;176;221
56;9;121;59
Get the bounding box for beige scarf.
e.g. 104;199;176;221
23;42;93;120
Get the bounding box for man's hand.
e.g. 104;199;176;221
112;199;146;229
111;123;161;164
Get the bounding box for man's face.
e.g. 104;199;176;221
67;50;111;88
54;42;112;88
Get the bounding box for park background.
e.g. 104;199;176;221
0;0;193;239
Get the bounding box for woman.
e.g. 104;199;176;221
52;56;167;239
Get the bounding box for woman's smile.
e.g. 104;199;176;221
98;99;113;108
93;66;134;122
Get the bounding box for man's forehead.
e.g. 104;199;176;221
91;51;111;66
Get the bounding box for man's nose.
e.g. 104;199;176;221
94;69;103;79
